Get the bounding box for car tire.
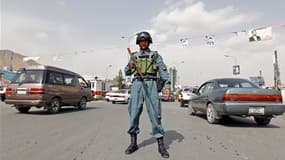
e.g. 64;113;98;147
180;101;185;107
48;98;61;114
17;107;31;113
188;102;196;115
112;101;116;104
254;117;271;126
1;94;5;101
78;97;87;110
206;103;220;124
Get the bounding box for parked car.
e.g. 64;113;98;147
0;86;6;101
281;87;285;104
159;93;175;102
109;89;131;104
189;78;285;125
0;73;10;102
105;90;116;102
5;65;93;114
180;87;197;107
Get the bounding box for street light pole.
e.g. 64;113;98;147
224;55;237;65
10;51;14;71
173;61;184;87
224;54;239;76
105;65;112;81
121;33;139;60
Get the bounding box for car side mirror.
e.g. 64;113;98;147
192;88;198;94
87;82;91;88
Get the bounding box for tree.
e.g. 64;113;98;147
113;70;125;89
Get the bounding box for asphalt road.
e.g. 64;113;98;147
1;101;285;160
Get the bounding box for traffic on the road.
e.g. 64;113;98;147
1;1;285;159
1;60;285;160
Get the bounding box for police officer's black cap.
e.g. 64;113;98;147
136;32;152;44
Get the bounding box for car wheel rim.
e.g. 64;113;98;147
80;98;87;108
189;103;195;114
207;106;213;122
51;100;60;112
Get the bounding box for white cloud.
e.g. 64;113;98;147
35;32;49;40
1;11;130;79
151;1;256;42
147;1;284;86
2;1;284;86
57;0;67;7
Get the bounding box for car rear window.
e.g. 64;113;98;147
11;70;44;84
217;79;258;88
118;90;127;93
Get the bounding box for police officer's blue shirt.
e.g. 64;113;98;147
124;48;171;89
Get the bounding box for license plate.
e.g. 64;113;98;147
17;90;27;95
249;107;265;115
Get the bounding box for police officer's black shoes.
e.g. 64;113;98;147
157;137;169;158
125;134;138;154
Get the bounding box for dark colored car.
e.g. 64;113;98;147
189;78;285;126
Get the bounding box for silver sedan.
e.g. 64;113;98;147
189;78;285;126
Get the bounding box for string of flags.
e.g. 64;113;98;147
50;46;120;62
179;23;284;47
24;23;284;62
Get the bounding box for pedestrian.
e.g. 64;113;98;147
124;31;171;158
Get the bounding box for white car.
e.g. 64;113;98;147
180;88;197;107
281;87;285;104
109;89;131;104
0;86;6;101
105;91;116;102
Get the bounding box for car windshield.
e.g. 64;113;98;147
183;88;192;92
11;70;44;84
183;88;194;92
117;90;129;94
217;79;258;88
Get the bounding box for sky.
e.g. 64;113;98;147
1;0;285;86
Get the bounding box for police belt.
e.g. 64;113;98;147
134;75;157;81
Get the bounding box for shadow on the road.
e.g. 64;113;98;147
220;116;280;128
138;130;184;149
19;106;101;115
194;114;280;128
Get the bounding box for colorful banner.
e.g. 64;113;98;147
205;35;215;45
178;23;284;47
180;38;189;47
248;27;272;42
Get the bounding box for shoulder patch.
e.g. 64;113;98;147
150;51;159;59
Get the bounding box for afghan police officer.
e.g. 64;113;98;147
124;31;171;158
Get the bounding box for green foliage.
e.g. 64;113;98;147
113;70;125;89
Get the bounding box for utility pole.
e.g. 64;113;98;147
10;51;14;71
273;50;281;90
